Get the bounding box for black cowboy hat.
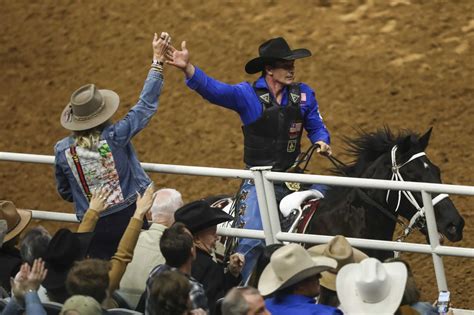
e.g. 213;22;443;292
174;200;233;234
245;37;312;74
42;229;94;290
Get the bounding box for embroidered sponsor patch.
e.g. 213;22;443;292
301;92;307;102
287;139;297;152
289;122;303;139
259;93;270;104
66;140;124;205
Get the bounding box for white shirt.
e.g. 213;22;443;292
117;223;167;309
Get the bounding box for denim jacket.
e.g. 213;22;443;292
54;69;163;219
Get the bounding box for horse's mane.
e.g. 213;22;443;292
334;127;421;177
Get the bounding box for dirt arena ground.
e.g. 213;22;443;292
1;0;473;309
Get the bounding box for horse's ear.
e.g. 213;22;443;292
398;135;412;153
418;127;433;150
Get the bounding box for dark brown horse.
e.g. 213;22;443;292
306;128;465;260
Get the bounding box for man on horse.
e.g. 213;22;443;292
167;37;331;280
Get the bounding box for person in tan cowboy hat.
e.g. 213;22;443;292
258;243;342;315
54;32;170;259
307;235;368;307
0;200;32;292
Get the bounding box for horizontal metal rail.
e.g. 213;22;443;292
276;232;474;258
29;209;473;258
265;171;474;196
0;152;254;179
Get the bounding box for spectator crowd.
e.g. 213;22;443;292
0;190;455;315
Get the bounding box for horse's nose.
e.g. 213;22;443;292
445;217;464;242
447;225;457;235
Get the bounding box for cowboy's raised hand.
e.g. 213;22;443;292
315;141;332;156
89;186;112;213
166;41;195;78
153;32;171;63
134;183;155;220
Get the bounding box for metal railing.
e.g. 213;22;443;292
1;151;474;294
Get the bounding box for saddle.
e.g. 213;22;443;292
279;190;323;233
212;190;323;263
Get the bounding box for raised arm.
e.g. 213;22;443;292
166;41;244;112
108;184;154;292
7;259;48;315
109;32;170;145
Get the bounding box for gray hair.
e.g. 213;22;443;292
222;287;261;315
151;188;183;223
20;226;52;265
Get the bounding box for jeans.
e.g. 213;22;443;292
234;179;289;281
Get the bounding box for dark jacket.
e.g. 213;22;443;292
191;248;242;315
0;246;22;292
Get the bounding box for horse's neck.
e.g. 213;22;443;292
312;185;398;241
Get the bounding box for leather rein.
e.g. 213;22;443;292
298;143;448;242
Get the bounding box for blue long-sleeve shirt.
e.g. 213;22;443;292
266;294;343;315
186;66;330;145
2;292;47;315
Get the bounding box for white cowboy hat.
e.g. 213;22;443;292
258;243;337;297
336;258;407;315
308;235;368;291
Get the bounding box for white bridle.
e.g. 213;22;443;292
386;145;449;233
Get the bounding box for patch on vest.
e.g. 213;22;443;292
301;92;307;102
287;139;297;152
259;93;270;104
290;93;300;103
289;122;303;139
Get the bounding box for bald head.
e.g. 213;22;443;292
151;188;183;226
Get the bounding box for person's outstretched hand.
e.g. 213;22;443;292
153;32;171;63
133;183;155;220
166;41;195;78
89;186;112;213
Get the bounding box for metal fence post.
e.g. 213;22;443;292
422;190;448;291
262;170;282;244
251;167;275;245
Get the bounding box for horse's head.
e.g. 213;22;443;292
389;128;464;242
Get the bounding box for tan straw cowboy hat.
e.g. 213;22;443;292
307;235;368;291
258;243;337;296
336;258;407;315
60;84;119;131
0;200;32;243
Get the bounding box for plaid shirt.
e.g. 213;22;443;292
145;264;209;315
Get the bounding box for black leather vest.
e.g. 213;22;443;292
242;83;304;171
